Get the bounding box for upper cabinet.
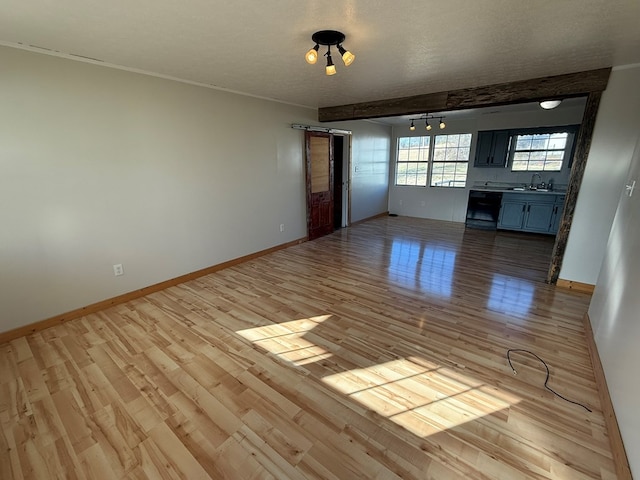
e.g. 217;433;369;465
474;130;510;167
474;125;580;170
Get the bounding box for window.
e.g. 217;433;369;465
396;136;430;186
511;132;570;171
431;133;472;188
395;133;472;188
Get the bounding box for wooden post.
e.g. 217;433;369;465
547;92;602;283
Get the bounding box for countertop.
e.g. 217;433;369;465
470;184;566;195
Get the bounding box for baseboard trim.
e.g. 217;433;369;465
349;211;390;226
583;313;632;479
557;278;595;294
0;237;307;344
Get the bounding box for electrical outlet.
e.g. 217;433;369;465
280;224;285;232
113;264;124;276
399;199;403;206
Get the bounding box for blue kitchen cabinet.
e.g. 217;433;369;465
549;195;566;234
498;193;564;234
498;199;526;229
474;130;511;167
524;203;556;232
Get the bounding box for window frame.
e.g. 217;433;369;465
430;133;473;188
395;136;431;187
395;132;473;188
508;125;579;172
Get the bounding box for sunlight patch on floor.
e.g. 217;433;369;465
322;356;521;437
236;315;334;366
238;318;522;439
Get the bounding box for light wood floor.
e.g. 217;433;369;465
1;217;617;479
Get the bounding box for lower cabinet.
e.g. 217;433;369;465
498;193;565;234
549;196;566;234
498;200;527;229
524;202;556;232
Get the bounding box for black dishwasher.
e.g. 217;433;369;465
465;190;503;230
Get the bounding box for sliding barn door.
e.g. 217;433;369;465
305;131;334;240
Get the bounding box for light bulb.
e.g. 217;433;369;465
325;53;336;76
426;123;432;131
342;51;355;66
305;45;319;65
410;121;416;131
338;45;355;66
439;120;446;129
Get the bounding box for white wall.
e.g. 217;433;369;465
349;122;391;221
560;65;640;284
0;46;390;332
388;106;585;221
588;133;640;477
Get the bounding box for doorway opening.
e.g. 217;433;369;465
305;131;351;240
333;135;350;230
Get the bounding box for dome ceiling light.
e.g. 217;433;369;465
539;99;563;110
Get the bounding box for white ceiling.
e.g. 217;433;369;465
1;0;639;110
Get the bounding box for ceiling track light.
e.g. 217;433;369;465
305;30;355;75
409;114;446;132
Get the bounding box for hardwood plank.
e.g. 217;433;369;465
0;217;619;479
0;421;23;480
134;437;184;479
89;402;144;474
148;422;212;479
77;442;120;480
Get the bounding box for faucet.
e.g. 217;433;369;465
530;173;542;190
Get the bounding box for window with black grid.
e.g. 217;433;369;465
395;136;430;186
511;132;569;171
430;134;472;188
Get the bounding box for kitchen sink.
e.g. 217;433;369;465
509;187;550;192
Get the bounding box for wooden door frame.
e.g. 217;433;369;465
305;131;334;240
317;68;612;283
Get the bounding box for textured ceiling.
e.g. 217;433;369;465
1;0;639;109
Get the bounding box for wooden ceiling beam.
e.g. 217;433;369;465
318;67;612;122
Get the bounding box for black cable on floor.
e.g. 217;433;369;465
506;348;592;413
